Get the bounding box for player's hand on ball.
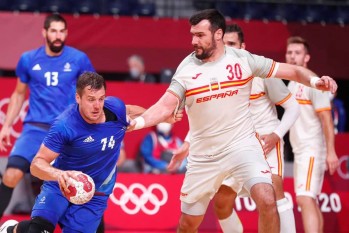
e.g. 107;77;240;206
59;171;95;205
58;170;80;194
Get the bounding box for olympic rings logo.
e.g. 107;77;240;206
337;155;349;179
109;183;168;215
0;98;28;138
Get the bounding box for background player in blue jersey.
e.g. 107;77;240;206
0;71;143;233
0;13;94;220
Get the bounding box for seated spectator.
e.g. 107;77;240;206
138;123;186;174
159;68;175;83
125;54;157;83
329;92;347;133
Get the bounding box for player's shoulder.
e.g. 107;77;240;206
225;46;250;58
104;97;128;123
105;96;125;105
20;46;45;60
63;46;88;58
174;52;199;75
104;97;126;112
55;104;78;125
180;52;196;66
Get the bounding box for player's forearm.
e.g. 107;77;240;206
143;104;174;127
134;92;178;129
293;66;318;87
30;156;63;181
2;91;26;128
319;111;336;154
126;105;146;119
277;63;317;88
274;95;300;138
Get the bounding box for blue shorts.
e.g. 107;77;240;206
9;123;49;163
31;182;108;233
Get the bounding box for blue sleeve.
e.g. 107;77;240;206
78;53;95;75
43;121;68;153
140;134;167;170
15;53;30;83
106;97;128;126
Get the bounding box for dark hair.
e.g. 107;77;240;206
189;9;226;35
226;23;244;44
76;72;106;96
287;36;310;54
44;13;67;30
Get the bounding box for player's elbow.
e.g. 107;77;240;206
30;156;42;178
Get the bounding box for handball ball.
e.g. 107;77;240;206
62;173;95;205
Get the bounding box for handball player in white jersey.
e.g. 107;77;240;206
173;23;300;233
129;9;337;233
286;36;339;233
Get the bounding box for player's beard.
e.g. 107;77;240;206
194;36;216;60
47;38;65;54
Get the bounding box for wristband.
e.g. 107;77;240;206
134;116;145;130
310;76;320;88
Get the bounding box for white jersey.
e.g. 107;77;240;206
250;77;291;135
168;46;278;157
288;81;331;154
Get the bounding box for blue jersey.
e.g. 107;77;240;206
43;97;128;195
16;45;94;124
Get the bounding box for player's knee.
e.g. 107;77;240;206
214;185;236;209
178;213;202;232
26;217;55;233
296;195;315;209
213;202;233;220
213;195;234;215
2;168;24;187
252;184;277;211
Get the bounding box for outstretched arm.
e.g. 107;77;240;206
126;105;146;119
130;91;180;130
276;63;337;93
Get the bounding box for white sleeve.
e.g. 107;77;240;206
273;94;300;138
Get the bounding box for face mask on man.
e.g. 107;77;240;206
156;123;172;135
130;68;141;78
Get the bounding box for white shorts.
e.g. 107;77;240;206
221;137;283;197
294;149;326;198
180;134;272;209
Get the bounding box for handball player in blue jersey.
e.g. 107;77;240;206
0;72;145;233
0;13;94;219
